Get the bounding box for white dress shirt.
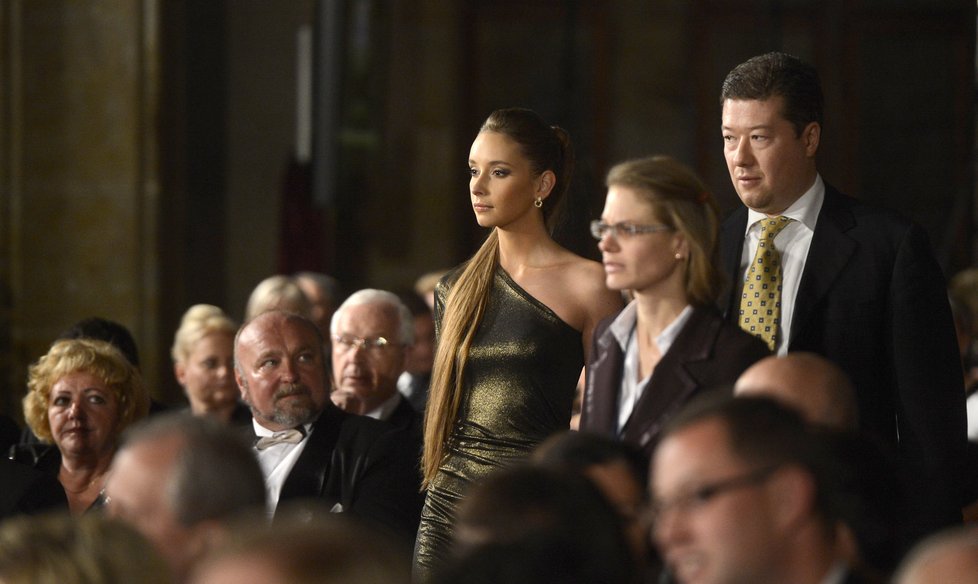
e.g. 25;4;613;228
253;419;313;516
966;391;978;440
609;302;694;433
740;174;825;355
363;391;403;421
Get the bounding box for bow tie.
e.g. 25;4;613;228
254;427;307;451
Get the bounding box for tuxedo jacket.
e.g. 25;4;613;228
579;305;770;460
273;401;424;542
719;183;967;532
377;394;423;465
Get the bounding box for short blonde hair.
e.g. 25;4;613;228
23;338;149;444
171;304;238;363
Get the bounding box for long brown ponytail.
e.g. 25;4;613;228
421;108;574;487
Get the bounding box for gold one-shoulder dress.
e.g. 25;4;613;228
413;267;584;577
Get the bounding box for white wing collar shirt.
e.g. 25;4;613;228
253;418;314;516
740;174;825;355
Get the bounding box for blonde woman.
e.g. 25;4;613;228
172;304;249;425
17;339;149;514
414;108;622;574
579;156;770;460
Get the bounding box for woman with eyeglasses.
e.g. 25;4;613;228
414;108;622;578
578;155;770;463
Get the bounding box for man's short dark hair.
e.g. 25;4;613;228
662;395;843;526
455;465;638;583
532;430;648;487
58;317;140;368
720;51;824;136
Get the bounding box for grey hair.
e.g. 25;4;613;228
244;275;312;321
330;289;414;345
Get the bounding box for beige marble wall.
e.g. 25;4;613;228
0;0;159;415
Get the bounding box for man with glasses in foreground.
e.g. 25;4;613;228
234;310;424;544
651;395;871;584
330;289;423;438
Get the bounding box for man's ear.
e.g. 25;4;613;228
186;520;229;572
233;367;247;399
765;465;816;533
803;122;820;157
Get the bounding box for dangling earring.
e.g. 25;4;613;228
534;197;543;208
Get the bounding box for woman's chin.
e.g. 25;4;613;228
604;274;632;292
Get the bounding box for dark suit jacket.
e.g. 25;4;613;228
0;457;68;519
719;183;967;534
384;394;423;434
579;305;770;460
273;401;424;543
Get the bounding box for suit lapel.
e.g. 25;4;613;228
279;404;346;502
719;208;749;319
790;185;857;344
582;317;623;437
388;395;415;429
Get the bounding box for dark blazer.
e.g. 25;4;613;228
0;458;68;519
719;183;967;534
273;401;424;543
372;394;423;470
384;394;423;435
579;305;770;460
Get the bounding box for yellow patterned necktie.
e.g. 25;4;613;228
739;216;792;351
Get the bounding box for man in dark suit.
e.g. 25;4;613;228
716;52;966;539
330;289;423;435
234;310;423;543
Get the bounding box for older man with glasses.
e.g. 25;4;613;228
330;289;423;437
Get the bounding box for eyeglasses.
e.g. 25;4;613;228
590;220;673;240
332;334;399;353
649;465;779;525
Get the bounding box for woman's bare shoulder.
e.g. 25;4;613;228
555;255;620;307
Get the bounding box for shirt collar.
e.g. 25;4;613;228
608;301;639;349
253;418;314;437
655;306;694;354
364;391;403;421
745;173;825;233
609;301;693;355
